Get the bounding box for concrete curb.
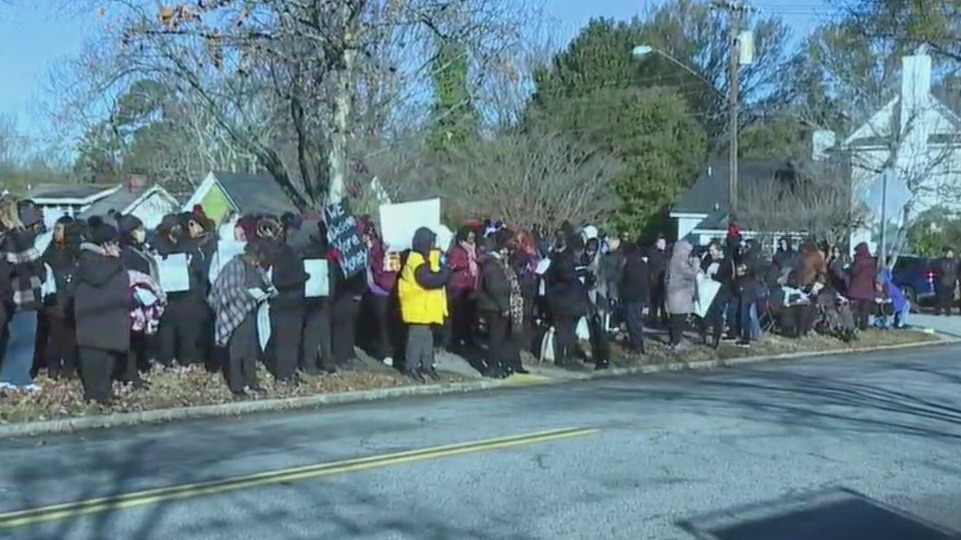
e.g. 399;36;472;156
2;336;956;440
0;380;502;440
578;336;961;381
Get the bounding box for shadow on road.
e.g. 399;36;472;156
555;352;961;442
676;486;960;540
3;428;539;540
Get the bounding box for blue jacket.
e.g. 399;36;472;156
878;268;907;311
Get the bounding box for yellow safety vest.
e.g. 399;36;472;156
398;250;448;325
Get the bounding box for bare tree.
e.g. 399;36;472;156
374;126;624;227
739;158;868;247
51;0;536;211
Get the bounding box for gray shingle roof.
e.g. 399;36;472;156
79;188;141;219
26;184;116;201
211;171;299;216
673;159;796;216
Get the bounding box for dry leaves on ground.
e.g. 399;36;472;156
0;359;463;425
605;328;939;368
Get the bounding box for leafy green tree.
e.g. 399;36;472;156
427;39;478;155
738;116;809;159
907;206;961;256
528;17;706;232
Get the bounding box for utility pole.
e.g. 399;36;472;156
712;0;749;221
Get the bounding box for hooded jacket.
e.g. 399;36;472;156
847;243;878;301
476;250;511;314
618;243;650;304
397;227;450;325
73;243;131;352
665;240;699;315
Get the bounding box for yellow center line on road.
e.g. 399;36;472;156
0;426;598;529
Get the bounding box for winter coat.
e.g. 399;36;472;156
878;267;908;312
476;253;510;314
270;241;309;311
447;243;478;291
599;249;625;302
41;242;79;319
792;248;828;289
73;243;132;352
665;240;699;315
618;246;650;304
546;248;589;318
846;243;877;301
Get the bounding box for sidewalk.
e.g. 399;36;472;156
908;313;961;338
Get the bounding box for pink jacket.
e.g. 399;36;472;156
448;243;478;291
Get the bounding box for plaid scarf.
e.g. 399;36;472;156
2;228;45;311
208;255;275;347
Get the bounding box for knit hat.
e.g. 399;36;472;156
116;214;143;235
158;213;181;233
86;216;118;246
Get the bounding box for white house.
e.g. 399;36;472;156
27;175;180;230
836;47;961;253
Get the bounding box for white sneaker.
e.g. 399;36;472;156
383;357;394;367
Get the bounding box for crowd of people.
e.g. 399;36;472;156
0;192;918;405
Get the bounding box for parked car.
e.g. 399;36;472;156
891;255;937;308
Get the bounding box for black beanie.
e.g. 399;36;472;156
116;214;143;235
87;216;118;246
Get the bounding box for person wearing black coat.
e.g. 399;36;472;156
934;247;958;316
150;213;211;367
476;237;513;378
618;240;650;353
647;236;669;326
545;232;589;366
36;216;81;379
73;221;131;403
267;234;309;383
116;214;157;382
300;220;336;374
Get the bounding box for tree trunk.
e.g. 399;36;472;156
327;14;356;205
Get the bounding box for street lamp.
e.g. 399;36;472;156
633;43;740;221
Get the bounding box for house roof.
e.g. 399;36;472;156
672;159;797;216
79;188;141;219
78;185;178;220
26;183;118;202
210;171;299;216
844;95;961;147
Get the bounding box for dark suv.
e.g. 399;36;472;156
891;255;936;307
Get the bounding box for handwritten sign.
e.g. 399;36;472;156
324;200;368;278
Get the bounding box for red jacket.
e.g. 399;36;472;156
448;243;477;291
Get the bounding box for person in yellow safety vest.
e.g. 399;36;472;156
397;227;452;382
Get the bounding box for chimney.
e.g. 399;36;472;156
126;173;148;194
812;130;836;161
900;47;932;135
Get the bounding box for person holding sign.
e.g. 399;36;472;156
149;213;212;368
208;238;276;397
265;220;310;383
397;227;452;382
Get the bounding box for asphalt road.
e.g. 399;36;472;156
1;343;961;540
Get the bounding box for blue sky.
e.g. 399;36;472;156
0;0;837;145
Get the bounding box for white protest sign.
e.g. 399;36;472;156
303;259;329;297
156;253;191;292
378;198;441;252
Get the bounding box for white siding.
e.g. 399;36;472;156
127;191;178;230
676;215;705;241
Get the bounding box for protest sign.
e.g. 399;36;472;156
324;200;368;278
378;198;441;252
